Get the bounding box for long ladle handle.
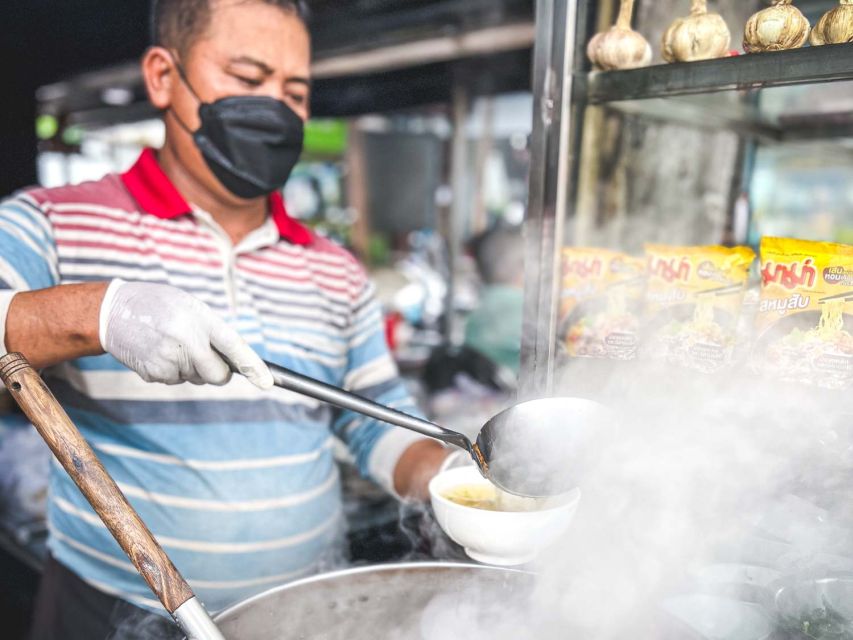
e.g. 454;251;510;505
0;353;225;640
264;360;474;453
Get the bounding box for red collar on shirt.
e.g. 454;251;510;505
120;148;312;246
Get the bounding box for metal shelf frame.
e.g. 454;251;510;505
518;1;853;396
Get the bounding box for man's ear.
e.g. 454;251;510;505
142;46;177;110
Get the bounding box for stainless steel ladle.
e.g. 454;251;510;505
264;361;611;498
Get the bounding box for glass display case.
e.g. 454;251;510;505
519;0;853;397
514;10;853;633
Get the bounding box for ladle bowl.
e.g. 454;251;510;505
474;396;613;498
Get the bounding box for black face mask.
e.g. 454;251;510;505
171;62;305;200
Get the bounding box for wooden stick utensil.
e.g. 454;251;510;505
0;353;226;640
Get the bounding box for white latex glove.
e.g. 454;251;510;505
99;279;273;389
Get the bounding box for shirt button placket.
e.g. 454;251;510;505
226;253;238;313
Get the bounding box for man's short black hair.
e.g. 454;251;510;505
152;0;309;55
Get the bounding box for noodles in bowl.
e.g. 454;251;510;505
442;483;543;512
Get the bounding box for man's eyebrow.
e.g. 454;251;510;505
227;57;311;87
285;76;312;88
228;55;274;74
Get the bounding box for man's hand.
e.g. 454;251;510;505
393;440;451;501
100;280;273;388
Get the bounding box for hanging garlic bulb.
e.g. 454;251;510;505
662;0;731;62
810;0;853;46
587;0;652;71
743;0;810;53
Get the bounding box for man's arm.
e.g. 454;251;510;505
4;283;107;369
393;439;449;501
0;194;270;387
4;279;273;388
0;192;82;368
332;267;450;501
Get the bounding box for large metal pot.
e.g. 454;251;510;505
214;563;532;640
213;561;717;640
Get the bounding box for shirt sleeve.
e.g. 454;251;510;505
0;193;60;356
331;272;429;497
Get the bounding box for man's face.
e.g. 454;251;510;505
145;0;311;203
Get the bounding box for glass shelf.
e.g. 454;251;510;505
602;82;853;144
582;44;853;104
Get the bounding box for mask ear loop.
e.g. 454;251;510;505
165;50;203;135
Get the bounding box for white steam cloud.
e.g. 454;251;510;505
415;357;853;639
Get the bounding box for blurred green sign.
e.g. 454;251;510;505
304;119;348;156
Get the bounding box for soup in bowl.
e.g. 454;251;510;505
429;466;582;566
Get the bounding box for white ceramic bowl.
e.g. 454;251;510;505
429;466;581;566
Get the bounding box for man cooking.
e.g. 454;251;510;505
0;1;449;637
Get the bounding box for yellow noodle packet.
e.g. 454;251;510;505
560;248;645;360
755;237;853;389
643;244;755;372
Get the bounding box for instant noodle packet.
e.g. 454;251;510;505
754;237;853;390
643;244;755;373
560;248;645;360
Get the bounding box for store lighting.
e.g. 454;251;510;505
101;87;135;106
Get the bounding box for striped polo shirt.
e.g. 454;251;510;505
0;149;425;613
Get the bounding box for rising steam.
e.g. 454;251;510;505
415;356;853;639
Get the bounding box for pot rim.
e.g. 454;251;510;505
212;560;529;622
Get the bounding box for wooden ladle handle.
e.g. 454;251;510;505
0;353;195;614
